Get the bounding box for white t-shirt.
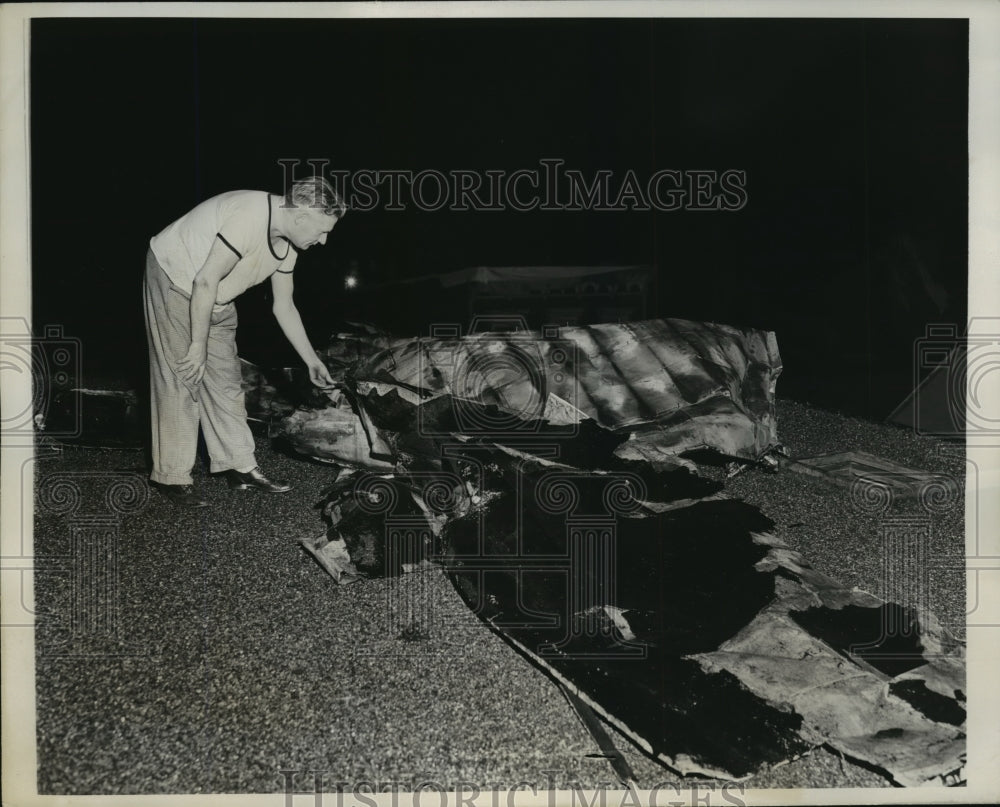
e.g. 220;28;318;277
150;190;298;310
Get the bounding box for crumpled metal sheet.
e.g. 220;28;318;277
436;451;965;786
352;318;782;462
304;441;966;786
299;533;362;584
256;317;963;785
274;404;395;470
690;534;966;787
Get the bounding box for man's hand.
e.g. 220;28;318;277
307;358;335;388
177;341;208;386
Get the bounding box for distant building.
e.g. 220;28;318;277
346;264;656;333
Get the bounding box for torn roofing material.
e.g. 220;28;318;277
783;450;957;501
307;447;966;786
349;318;782;463
270;317;962;786
440;452;965;786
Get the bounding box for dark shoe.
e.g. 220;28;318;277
224;466;292;493
152;482;208;508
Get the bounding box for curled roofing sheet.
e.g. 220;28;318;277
352;318;782;462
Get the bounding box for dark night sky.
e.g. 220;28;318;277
30;16;968;417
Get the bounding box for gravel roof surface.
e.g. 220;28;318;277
30;398;966;795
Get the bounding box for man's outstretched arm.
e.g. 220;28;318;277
270;270;335;388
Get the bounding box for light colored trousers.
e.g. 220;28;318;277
143;249;257;485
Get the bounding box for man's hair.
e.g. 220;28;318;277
285;176;347;218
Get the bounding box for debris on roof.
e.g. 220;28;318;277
234;317;969;785
782;450;958;501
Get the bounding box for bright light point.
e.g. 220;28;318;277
344;275;358;289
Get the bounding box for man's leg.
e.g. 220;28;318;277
143;250;201;487
198;306;258;475
199;308;292;493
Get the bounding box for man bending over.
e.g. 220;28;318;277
143;176;345;506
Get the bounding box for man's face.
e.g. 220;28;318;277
293;209;339;250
